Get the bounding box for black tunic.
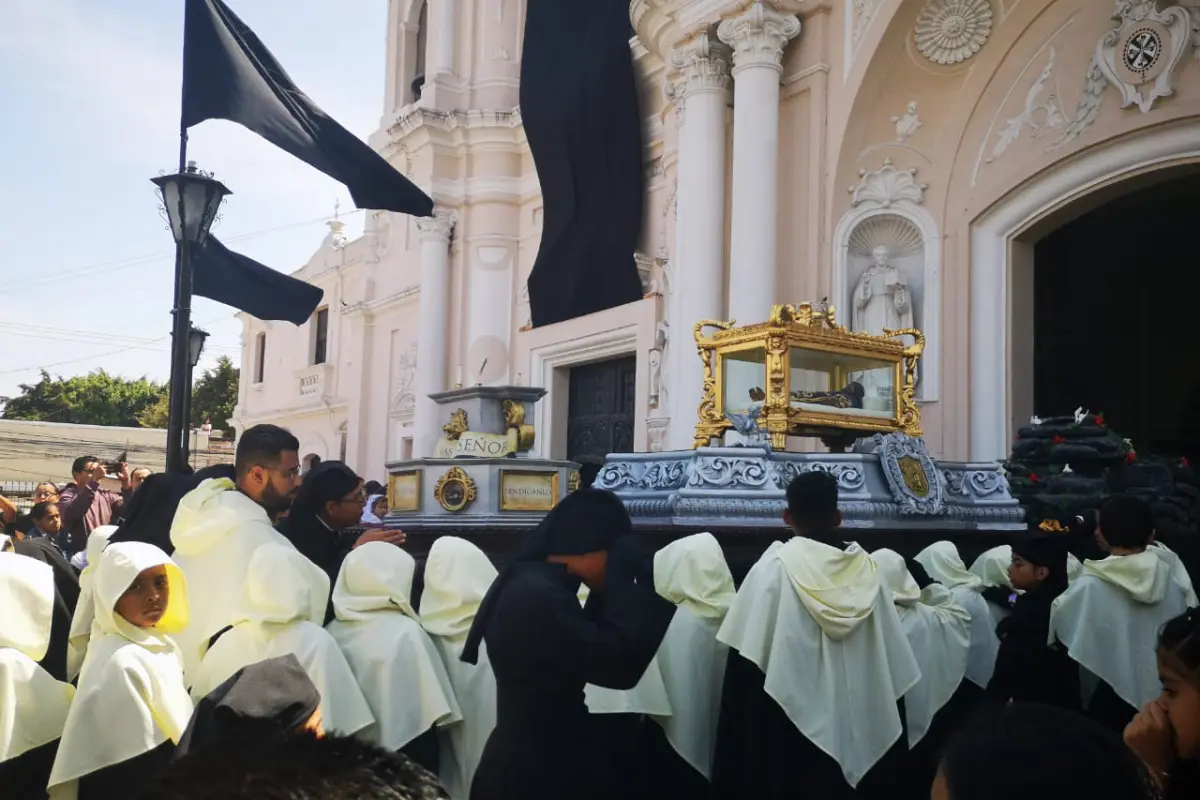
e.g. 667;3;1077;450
11;538;79;683
986;587;1080;712
0;738;59;800
469;561;674;800
711;651;909;800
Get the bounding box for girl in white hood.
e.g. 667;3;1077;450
48;542;193;799
0;553;75;797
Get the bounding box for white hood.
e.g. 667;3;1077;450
328;544;461;750
169;478;328;681
0;554;75;763
49;543;193;794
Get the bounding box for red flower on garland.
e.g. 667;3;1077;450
1052;435;1066;445
1095;414;1105;426
1183;457;1190;468
1029;473;1041;483
1126;451;1137;464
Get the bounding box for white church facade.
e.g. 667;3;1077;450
232;0;1200;479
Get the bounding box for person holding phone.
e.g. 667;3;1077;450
57;456;130;556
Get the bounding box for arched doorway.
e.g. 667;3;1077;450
969;120;1200;461
1031;173;1200;459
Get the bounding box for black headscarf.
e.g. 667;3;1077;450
174;654;321;760
109;464;237;555
278;461;362;584
461;488;631;665
1013;533;1070;596
11;537;80;682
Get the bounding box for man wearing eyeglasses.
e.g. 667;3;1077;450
169;423;333;682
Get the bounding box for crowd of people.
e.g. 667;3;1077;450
1;423;1199;799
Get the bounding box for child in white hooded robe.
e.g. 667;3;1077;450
48;542;193;800
642;533;735;800
915;540;1000;689
189;543;374;738
0;553;75;797
418;536;499;800
327;542;461;774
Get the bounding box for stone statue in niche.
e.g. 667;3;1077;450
851;244;916;409
852;245;914;336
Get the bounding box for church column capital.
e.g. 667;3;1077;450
717;1;801;74
415;207;457;243
665;32;731;129
669;33;732;96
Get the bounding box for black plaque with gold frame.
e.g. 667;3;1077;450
388;470;422;513
434;466;477;513
499;470;559;512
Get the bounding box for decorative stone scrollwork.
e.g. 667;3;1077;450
1095;0;1191;113
914;0;994;66
595;458;689;492
687;456;772;490
849;159;927;208
772;461;867;492
942;467;1008;497
1054;1;1191;148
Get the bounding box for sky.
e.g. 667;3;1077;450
0;0;388;399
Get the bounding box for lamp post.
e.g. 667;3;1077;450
152;162;230;474
181;326;210;469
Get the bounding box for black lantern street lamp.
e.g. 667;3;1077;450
188;326;210;368
152;162;230;474
181;326;210;469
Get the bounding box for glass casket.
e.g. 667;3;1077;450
692;302;924;450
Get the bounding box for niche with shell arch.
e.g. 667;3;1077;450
833;205;941;402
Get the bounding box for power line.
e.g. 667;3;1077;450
0;313;232;377
0;325;239;355
1;209;363;293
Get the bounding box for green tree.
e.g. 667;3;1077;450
137;393;170;429
191;356;239;436
1;370;167;427
137;358;240;435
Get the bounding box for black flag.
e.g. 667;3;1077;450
521;0;645;327
193;237;323;325
182;0;433;217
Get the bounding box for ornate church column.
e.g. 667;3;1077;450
719;2;800;324
665;33;731;451
413;208;456;458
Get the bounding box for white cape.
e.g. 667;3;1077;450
576;584;673;719
0;554;75;763
915;541;999;687
1051;550;1192;710
49;543;193;799
649;533;734;779
170;478;329;681
327;543;462;751
191;544;373;738
874;549;969;747
65;524;117;682
419;536;499;800
717;539;919;788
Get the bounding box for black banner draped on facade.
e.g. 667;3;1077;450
521;0;645;327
